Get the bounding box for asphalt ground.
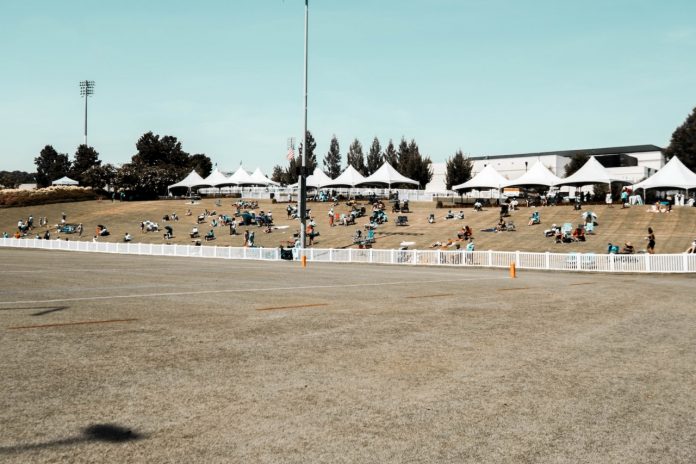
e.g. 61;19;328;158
1;248;695;463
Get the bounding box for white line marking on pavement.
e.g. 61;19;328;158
0;276;508;306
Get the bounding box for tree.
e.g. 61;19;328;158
396;138;432;187
384;139;398;167
271;165;286;184
323;135;342;178
0;170;35;189
445;150;473;190
366;137;383;175
664;106;696;172
564;153;590;177
284;130;317;184
70;145;101;185
82;163;116;191
34;145;70;187
132;132;189;167
114;163;180;199
346;138;366;175
188;154;213;177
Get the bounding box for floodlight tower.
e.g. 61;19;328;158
79;80;95;146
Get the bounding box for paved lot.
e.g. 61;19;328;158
1;249;695;463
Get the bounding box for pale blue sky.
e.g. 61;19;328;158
1;0;695;174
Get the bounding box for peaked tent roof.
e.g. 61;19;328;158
356;162;418;187
502;161;561;188
168;170;207;191
248;167;279;186
52;176;79;186
633;156;696;190
452;164;508;190
228;166;254;185
203;168;234;187
322;165;367;188
306;168;334;188
555;156;630;187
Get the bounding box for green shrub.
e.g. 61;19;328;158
0;186;98;207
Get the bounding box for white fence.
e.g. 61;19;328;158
2;237;696;273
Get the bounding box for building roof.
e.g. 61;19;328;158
470;145;663;161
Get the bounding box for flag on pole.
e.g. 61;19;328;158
287;147;295;161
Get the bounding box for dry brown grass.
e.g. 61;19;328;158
1;197;695;253
1;250;695;462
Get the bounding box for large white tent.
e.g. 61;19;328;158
305;168;334;188
555;156;630;187
248;167;279;186
203;168;234;187
228;166;254;186
452;165;508;190
167;170;207;192
357;162;418;188
502;161;561;188
633;156;696;191
52;176;79;186
323;165;367;188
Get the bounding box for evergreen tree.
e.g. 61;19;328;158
71;145;101;185
397;137;411;174
564;153;590;177
445;150;473;190
664;106;696;172
34;145;70;187
384;139;398;167
346;138;366;175
366;137;383;175
284;131;317;184
323;135;342;178
407;139;433;187
271;165;286;184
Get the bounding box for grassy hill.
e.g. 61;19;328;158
2;197;695;254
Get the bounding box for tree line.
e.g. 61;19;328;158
28;132;212;199
271;133;435;188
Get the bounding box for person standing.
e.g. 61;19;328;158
646;227;656;254
605;192;613;208
243;229;250;247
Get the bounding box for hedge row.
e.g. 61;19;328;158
0;186;98;207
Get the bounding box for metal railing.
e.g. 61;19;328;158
2;237;695;273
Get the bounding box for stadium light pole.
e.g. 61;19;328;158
299;0;309;249
79;80;95;146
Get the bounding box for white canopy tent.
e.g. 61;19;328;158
452;165;508;190
52;176;79;186
555;156;630;187
502;161;561;188
356;162;418;189
248;167;279;186
203;168;235;188
228;166;255;186
306;168;334;188
323;165;367;188
633;156;696;191
167;170;207;193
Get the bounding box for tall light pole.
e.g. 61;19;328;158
299;0;309;249
79;80;95;146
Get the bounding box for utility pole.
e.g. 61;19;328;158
299;0;309;249
79;80;95;146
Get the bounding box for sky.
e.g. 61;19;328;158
1;0;695;175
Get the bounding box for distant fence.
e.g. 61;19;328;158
2;237;695;273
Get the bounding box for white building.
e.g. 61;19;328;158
426;144;664;192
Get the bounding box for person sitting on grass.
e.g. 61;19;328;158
457;225;473;240
473;200;483;212
496;216;507;232
124;232;133;242
190;226;200;238
685;239;696;254
204;229;216;241
621;241;635;254
528;211;541;226
572;225;586;242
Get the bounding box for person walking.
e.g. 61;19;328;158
646;227;656;254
